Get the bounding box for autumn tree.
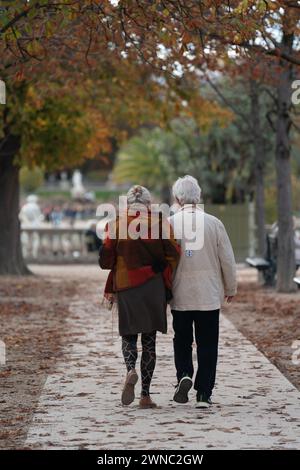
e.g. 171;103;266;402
0;78;112;274
1;1;300;291
0;1;83;275
0;2;210;274
105;0;300;292
203;68;277;256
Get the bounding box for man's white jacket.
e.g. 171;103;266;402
169;205;237;311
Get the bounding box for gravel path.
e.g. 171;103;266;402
24;266;300;450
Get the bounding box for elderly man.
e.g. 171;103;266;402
169;175;237;408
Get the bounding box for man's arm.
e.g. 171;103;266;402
217;220;237;298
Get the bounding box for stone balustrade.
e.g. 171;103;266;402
21;227;98;263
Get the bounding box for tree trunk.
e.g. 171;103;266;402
0;134;30;275
275;25;296;292
250;80;266;257
254;166;266;256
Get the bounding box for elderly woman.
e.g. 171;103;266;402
99;185;180;408
169;176;237;408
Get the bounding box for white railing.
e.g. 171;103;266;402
21;227;97;263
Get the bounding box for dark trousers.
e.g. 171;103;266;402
171;309;220;396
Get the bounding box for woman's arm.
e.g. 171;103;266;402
161;220;181;271
98;222;117;270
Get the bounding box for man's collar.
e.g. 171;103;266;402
178;204;203;212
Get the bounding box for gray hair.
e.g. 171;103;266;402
172;175;201;205
127;185;152;206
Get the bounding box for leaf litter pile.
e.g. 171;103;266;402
0;275;79;449
223;283;300;391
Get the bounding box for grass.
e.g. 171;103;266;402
34;188;123;202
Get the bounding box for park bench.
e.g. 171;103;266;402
245;256;276;286
294;277;300;289
245;257;270;270
246;232;300;286
245;233;277;286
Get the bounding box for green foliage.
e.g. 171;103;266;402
265;173;300;224
113;116;256;204
19;91;94;170
0;82;100;171
113;121;199;193
199;78;276;203
35;188;122;202
113;76;279;205
20;165;44;193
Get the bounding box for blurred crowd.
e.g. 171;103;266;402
19;195;98;227
42;202;97;226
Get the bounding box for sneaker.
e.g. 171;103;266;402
121;369;138;405
173;376;193;403
195;392;212;409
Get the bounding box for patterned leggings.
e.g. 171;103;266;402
121;331;156;397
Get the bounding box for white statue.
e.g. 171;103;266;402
19;195;43;259
19;195;43;227
71;170;85;199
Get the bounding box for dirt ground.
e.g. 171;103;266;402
223;282;300;391
0;274;80;448
0;268;299;449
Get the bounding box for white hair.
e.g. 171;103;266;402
172;175;201;205
127;185;152;206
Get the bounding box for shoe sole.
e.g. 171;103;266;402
121;371;138;406
195;401;210;409
173;377;193;404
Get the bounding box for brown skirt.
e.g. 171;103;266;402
117;274;167;336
